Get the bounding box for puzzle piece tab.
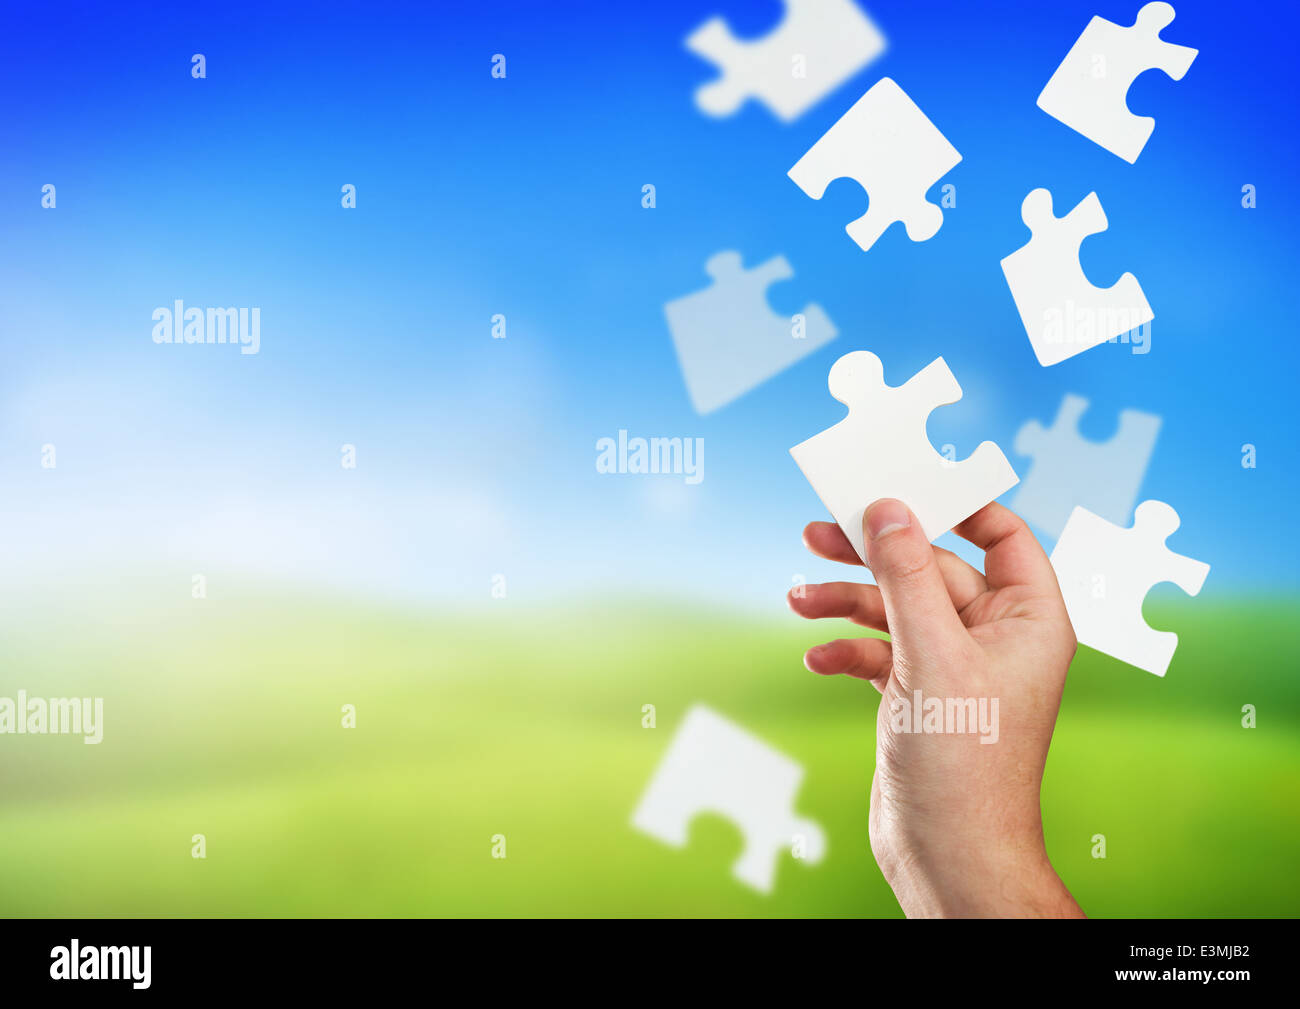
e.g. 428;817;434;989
1013;394;1161;538
1051;500;1209;676
789;78;961;253
664;251;836;415
1037;2;1198;163
1001;189;1153;367
631;705;825;894
790;350;1019;563
687;0;886;122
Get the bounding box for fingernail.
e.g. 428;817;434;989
865;499;911;541
802;644;827;671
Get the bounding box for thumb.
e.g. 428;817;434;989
863;499;966;655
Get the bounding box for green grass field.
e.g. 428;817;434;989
1;584;1297;917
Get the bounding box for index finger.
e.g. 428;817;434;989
802;521;865;567
952;502;1057;592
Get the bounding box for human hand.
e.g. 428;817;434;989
787;498;1084;918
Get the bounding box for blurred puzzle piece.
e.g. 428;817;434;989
664;250;836;415
631;704;825;894
790;350;1018;564
1037;2;1198;164
1051;500;1209;676
789;77;961;252
1013;393;1160;539
686;0;886;122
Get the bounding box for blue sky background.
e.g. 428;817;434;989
1;0;1296;609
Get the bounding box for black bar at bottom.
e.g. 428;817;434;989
0;919;1279;995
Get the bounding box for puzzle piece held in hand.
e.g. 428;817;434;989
1051;500;1208;676
789;78;961;253
1001;189;1153;367
1037;2;1198;164
631;705;825;894
790;350;1019;563
664;251;836;415
1013;394;1161;538
687;0;886;122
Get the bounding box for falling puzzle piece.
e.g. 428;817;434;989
1051;500;1209;676
1013;393;1161;539
664;250;837;415
686;0;886;122
1038;2;1198;164
631;704;825;894
790;350;1019;564
789;78;961;253
1001;189;1153;367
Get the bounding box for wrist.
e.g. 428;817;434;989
876;832;1082;918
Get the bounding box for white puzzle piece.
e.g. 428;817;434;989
1037;2;1197;164
790;350;1019;563
1001;189;1153;367
1051;500;1209;676
664;250;837;415
1013;393;1161;538
631;704;825;894
788;78;961;253
686;0;886;122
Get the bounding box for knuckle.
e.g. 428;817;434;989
1062;627;1079;663
850;604;877;627
846;588;877;621
1001;506;1030;535
875;544;932;584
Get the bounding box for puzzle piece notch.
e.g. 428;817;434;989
790;350;1019;563
788;78;961;252
1001;188;1153;367
1012;393;1161;538
1050;499;1209;676
705;249;785;287
1037;2;1198;163
631;705;826;894
686;0;886;122
664;250;837;415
